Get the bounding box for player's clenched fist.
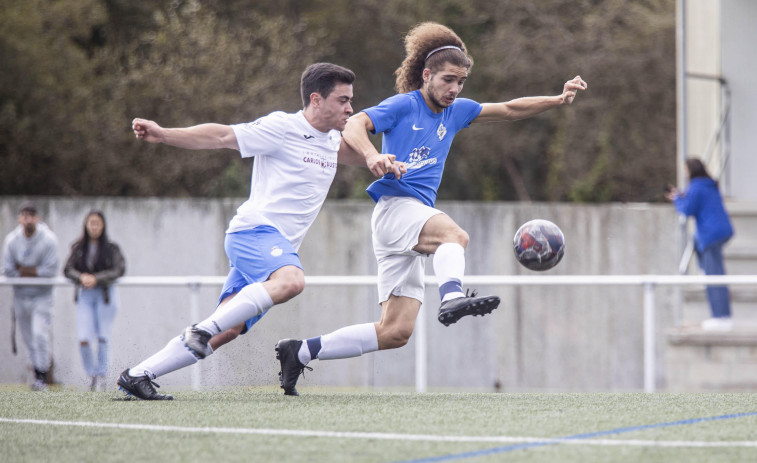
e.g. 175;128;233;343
132;118;164;144
367;153;407;179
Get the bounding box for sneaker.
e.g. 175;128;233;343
117;369;173;400
437;290;501;326
701;317;733;331
181;325;213;359
90;376;98;392
275;339;312;396
31;379;48;391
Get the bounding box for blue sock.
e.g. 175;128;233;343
298;337;322;365
439;279;463;301
307;337;322;359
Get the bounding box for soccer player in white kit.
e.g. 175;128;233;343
117;63;405;400
276;23;586;395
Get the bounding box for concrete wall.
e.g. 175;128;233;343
0;197;679;392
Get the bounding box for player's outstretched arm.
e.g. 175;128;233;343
474;76;587;123
131;118;239;151
340;113;405;179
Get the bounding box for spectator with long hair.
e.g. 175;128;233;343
666;158;735;330
64;210;125;391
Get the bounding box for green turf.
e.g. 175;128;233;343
1;388;756;462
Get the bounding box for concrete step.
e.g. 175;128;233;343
724;246;757;274
679;300;757;324
680;246;757;275
679;285;757;324
683;286;757;303
668;321;757;344
725;201;757;247
666;321;757;391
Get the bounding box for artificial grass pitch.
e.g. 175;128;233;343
1;388;756;463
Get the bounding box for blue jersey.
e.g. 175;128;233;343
364;90;483;207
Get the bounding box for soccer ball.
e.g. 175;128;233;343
513;219;565;271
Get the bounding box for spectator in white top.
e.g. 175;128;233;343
2;201;59;391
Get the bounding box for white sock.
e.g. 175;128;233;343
129;336;197;379
316;323;379;360
196;282;273;335
434;242;466;302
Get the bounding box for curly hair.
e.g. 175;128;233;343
394;22;473;94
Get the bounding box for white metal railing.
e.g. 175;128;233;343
3;274;757;393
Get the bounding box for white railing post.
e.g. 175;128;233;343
415;303;428;393
188;281;201;391
643;281;656;393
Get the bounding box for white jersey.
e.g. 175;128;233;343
228;110;341;250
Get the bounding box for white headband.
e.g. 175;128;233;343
424;45;463;61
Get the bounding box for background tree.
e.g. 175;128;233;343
0;0;676;202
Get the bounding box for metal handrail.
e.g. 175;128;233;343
4;274;757;394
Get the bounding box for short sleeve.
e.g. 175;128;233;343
363;94;413;135
454;98;483;128
231;112;288;158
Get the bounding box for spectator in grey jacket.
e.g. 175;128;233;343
64;210;125;391
1;201;59;391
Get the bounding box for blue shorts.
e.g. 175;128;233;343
217;226;302;334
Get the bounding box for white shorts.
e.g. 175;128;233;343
371;196;444;304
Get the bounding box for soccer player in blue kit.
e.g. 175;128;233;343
276;22;587;395
116;63;404;400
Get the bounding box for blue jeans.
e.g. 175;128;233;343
77;286;118;377
696;240;731;318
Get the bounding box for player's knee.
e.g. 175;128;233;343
441;227;469;248
454;228;470;248
281;274;305;299
289;274;306;296
79;340;89;347
396;327;414;347
385;325;414;349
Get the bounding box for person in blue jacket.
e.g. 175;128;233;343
666;157;735;330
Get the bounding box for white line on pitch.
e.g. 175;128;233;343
1;417;756;448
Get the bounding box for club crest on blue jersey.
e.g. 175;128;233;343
270;246;283;257
437;123;447;141
407;146;437;170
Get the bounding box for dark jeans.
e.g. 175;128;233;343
696;239;731;318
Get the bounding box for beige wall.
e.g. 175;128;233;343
685;0;723;177
683;0;757;198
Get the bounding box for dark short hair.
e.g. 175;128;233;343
300;63;355;108
18;201;37;215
